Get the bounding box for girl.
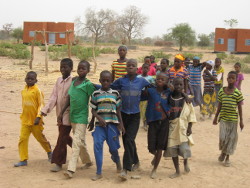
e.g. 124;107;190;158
234;62;244;91
137;56;156;76
201;60;217;121
156;58;169;75
214;58;224;106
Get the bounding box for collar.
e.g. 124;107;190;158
60;75;72;83
25;84;37;90
99;88;113;94
170;66;184;73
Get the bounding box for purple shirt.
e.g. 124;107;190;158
234;73;244;90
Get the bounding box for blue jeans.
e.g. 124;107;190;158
92;124;120;175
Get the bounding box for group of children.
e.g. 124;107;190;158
14;45;244;181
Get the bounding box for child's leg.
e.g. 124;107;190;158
150;149;163;179
224;155;230;167
169;157;181;178
31;125;51;153
18;124;32;161
184;159;190;173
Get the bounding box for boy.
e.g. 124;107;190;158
213;71;244;167
156;58;169;75
14;71;52;167
41;58;73;172
112;59;150;180
89;70;125;181
164;77;197;178
111;45;128;81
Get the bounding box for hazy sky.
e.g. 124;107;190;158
1;0;250;38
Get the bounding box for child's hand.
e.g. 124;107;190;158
88;120;95;131
57;114;63;126
240;121;244;131
213;117;218;125
187;127;192;136
98;118;107;127
34;117;41;125
118;122;125;135
41;112;47;116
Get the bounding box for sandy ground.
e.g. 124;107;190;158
0;46;250;188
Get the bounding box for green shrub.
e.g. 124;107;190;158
182;52;203;60
99;47;116;54
0;42;30;59
152;50;172;59
0;48;9;56
216;53;227;60
49;51;67;61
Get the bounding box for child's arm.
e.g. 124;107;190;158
116;106;125;135
204;69;216;81
238;103;244;131
34;89;44;125
187;122;192;136
57;96;70;126
91;108;106;127
88;115;95;131
213;102;222;125
238;80;242;90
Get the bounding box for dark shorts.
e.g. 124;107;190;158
148;119;169;154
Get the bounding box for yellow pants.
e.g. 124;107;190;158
139;101;148;123
18;124;51;161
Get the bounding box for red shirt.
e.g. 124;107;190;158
137;66;156;76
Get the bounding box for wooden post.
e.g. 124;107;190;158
92;33;97;73
66;31;71;58
43;30;49;75
29;32;36;69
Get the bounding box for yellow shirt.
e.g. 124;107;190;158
20;84;44;125
214;66;224;85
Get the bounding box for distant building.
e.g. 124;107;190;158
23;22;74;45
214;28;250;53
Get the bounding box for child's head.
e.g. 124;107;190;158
173;77;184;93
215;58;222;68
156;73;168;88
227;71;238;85
25;71;37;87
99;70;112;90
150;55;155;63
144;56;151;65
160;58;169;70
205;60;214;70
126;59;138;75
60;58;73;78
118;45;127;58
193;56;200;67
174;54;185;69
77;60;90;78
184;57;191;67
234;62;241;72
142;63;150;75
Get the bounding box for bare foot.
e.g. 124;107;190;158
91;174;103;181
150;169;157;179
169;173;181;179
184;163;190;173
118;170;127;181
116;161;122;173
81;162;93;169
132;162;140;171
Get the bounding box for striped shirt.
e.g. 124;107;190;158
167;66;189;82
188;65;203;85
90;88;121;125
218;87;244;122
214;66;224;85
203;70;217;90
111;60;127;80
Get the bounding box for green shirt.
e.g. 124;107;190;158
68;78;95;124
218;87;243;122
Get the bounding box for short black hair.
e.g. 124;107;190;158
150;55;155;59
161;58;169;65
118;45;127;51
61;58;73;68
79;60;90;71
27;71;37;78
215;58;221;62
234;62;241;68
228;71;238;78
144;56;151;60
142;63;150;68
100;70;112;78
173;77;183;84
127;59;137;66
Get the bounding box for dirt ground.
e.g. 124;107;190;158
0;46;250;188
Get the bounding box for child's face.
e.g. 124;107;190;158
227;73;237;85
144;58;151;65
150;56;155;63
142;66;149;75
156;74;167;88
206;63;212;70
234;65;240;72
215;59;221;68
60;62;72;78
174;58;182;69
118;47;127;58
160;60;168;69
100;73;112;90
173;79;184;92
77;63;89;78
193;59;199;67
25;73;37;87
126;61;137;75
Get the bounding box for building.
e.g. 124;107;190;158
23;22;74;45
214;28;250;53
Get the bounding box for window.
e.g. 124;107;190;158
29;31;35;37
59;33;65;38
245;39;250;46
218;38;224;44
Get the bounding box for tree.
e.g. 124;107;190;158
84;9;116;45
168;23;196;51
2;23;13;34
11;27;23;43
209;32;215;43
224;19;238;28
197;34;210;47
118;6;148;45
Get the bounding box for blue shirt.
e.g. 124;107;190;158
188;65;203;85
111;75;150;114
145;87;171;123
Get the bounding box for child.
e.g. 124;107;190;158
137;63;155;130
150;55;157;69
156;58;169;75
213;71;244;167
89;70;125;181
14;71;52;167
164;77;197;178
58;60;95;178
41;58;73;172
234;62;244;91
112;59;150;181
188;56;206;110
111;45;128;81
137;56;156;76
201;60;217;121
145;73;170;179
184;57;191;68
214;58;224;105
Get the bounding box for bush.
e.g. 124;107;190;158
182;52;203;60
152;50;172;59
216;52;228;60
0;42;30;59
99;47;116;54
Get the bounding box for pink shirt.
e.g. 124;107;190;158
137;66;156;76
234;73;244;90
41;76;72;126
